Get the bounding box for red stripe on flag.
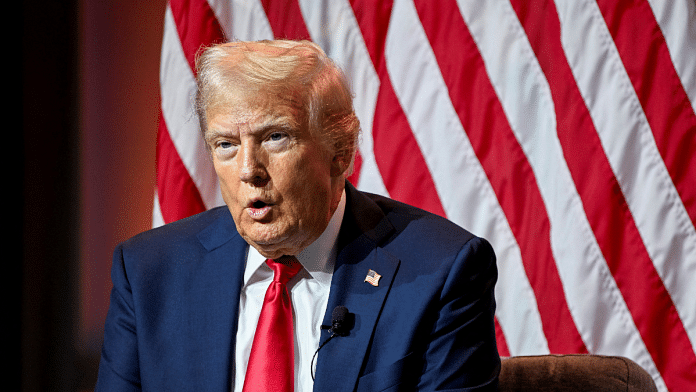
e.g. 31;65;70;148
348;0;446;217
156;113;206;223
596;0;696;230
348;0;392;69
414;0;587;354
260;0;312;40
510;1;696;389
169;0;226;75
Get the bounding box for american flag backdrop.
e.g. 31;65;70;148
153;0;696;390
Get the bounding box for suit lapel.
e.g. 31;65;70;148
187;209;249;391
313;184;400;391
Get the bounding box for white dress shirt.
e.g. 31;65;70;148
233;190;346;392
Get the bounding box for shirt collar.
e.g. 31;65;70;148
244;189;346;288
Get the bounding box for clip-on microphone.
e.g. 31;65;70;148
311;305;353;380
322;305;351;337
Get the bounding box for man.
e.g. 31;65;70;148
96;40;500;391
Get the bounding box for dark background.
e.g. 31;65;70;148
23;1;167;390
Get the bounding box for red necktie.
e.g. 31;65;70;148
243;256;302;392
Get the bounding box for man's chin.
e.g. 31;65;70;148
238;222;321;259
248;242;296;260
242;231;296;259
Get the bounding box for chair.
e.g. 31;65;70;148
499;354;658;391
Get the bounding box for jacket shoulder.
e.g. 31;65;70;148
362;191;477;244
117;206;235;256
353;190;494;273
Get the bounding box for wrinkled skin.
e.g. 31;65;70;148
205;95;345;260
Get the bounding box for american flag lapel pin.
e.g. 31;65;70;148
364;269;381;286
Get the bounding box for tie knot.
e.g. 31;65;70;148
266;256;302;284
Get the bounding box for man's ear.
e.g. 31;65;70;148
330;153;349;178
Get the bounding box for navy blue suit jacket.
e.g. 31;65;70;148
96;183;500;391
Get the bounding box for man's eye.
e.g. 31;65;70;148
213;140;238;158
215;139;238;150
269;132;286;142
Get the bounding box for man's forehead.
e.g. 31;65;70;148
213;104;263;124
207;103;300;134
211;85;304;120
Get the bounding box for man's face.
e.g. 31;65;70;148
205;94;344;259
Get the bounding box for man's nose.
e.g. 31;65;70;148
238;140;268;185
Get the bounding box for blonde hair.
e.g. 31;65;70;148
195;40;360;175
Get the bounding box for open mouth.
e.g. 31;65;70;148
252;200;268;209
247;199;273;219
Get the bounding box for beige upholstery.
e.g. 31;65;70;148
499;354;658;391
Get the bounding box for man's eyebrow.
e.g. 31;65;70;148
205;122;294;140
258;122;296;133
204;127;237;143
205;128;231;137
250;114;299;135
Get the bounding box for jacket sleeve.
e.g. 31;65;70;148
95;243;142;392
416;236;501;391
